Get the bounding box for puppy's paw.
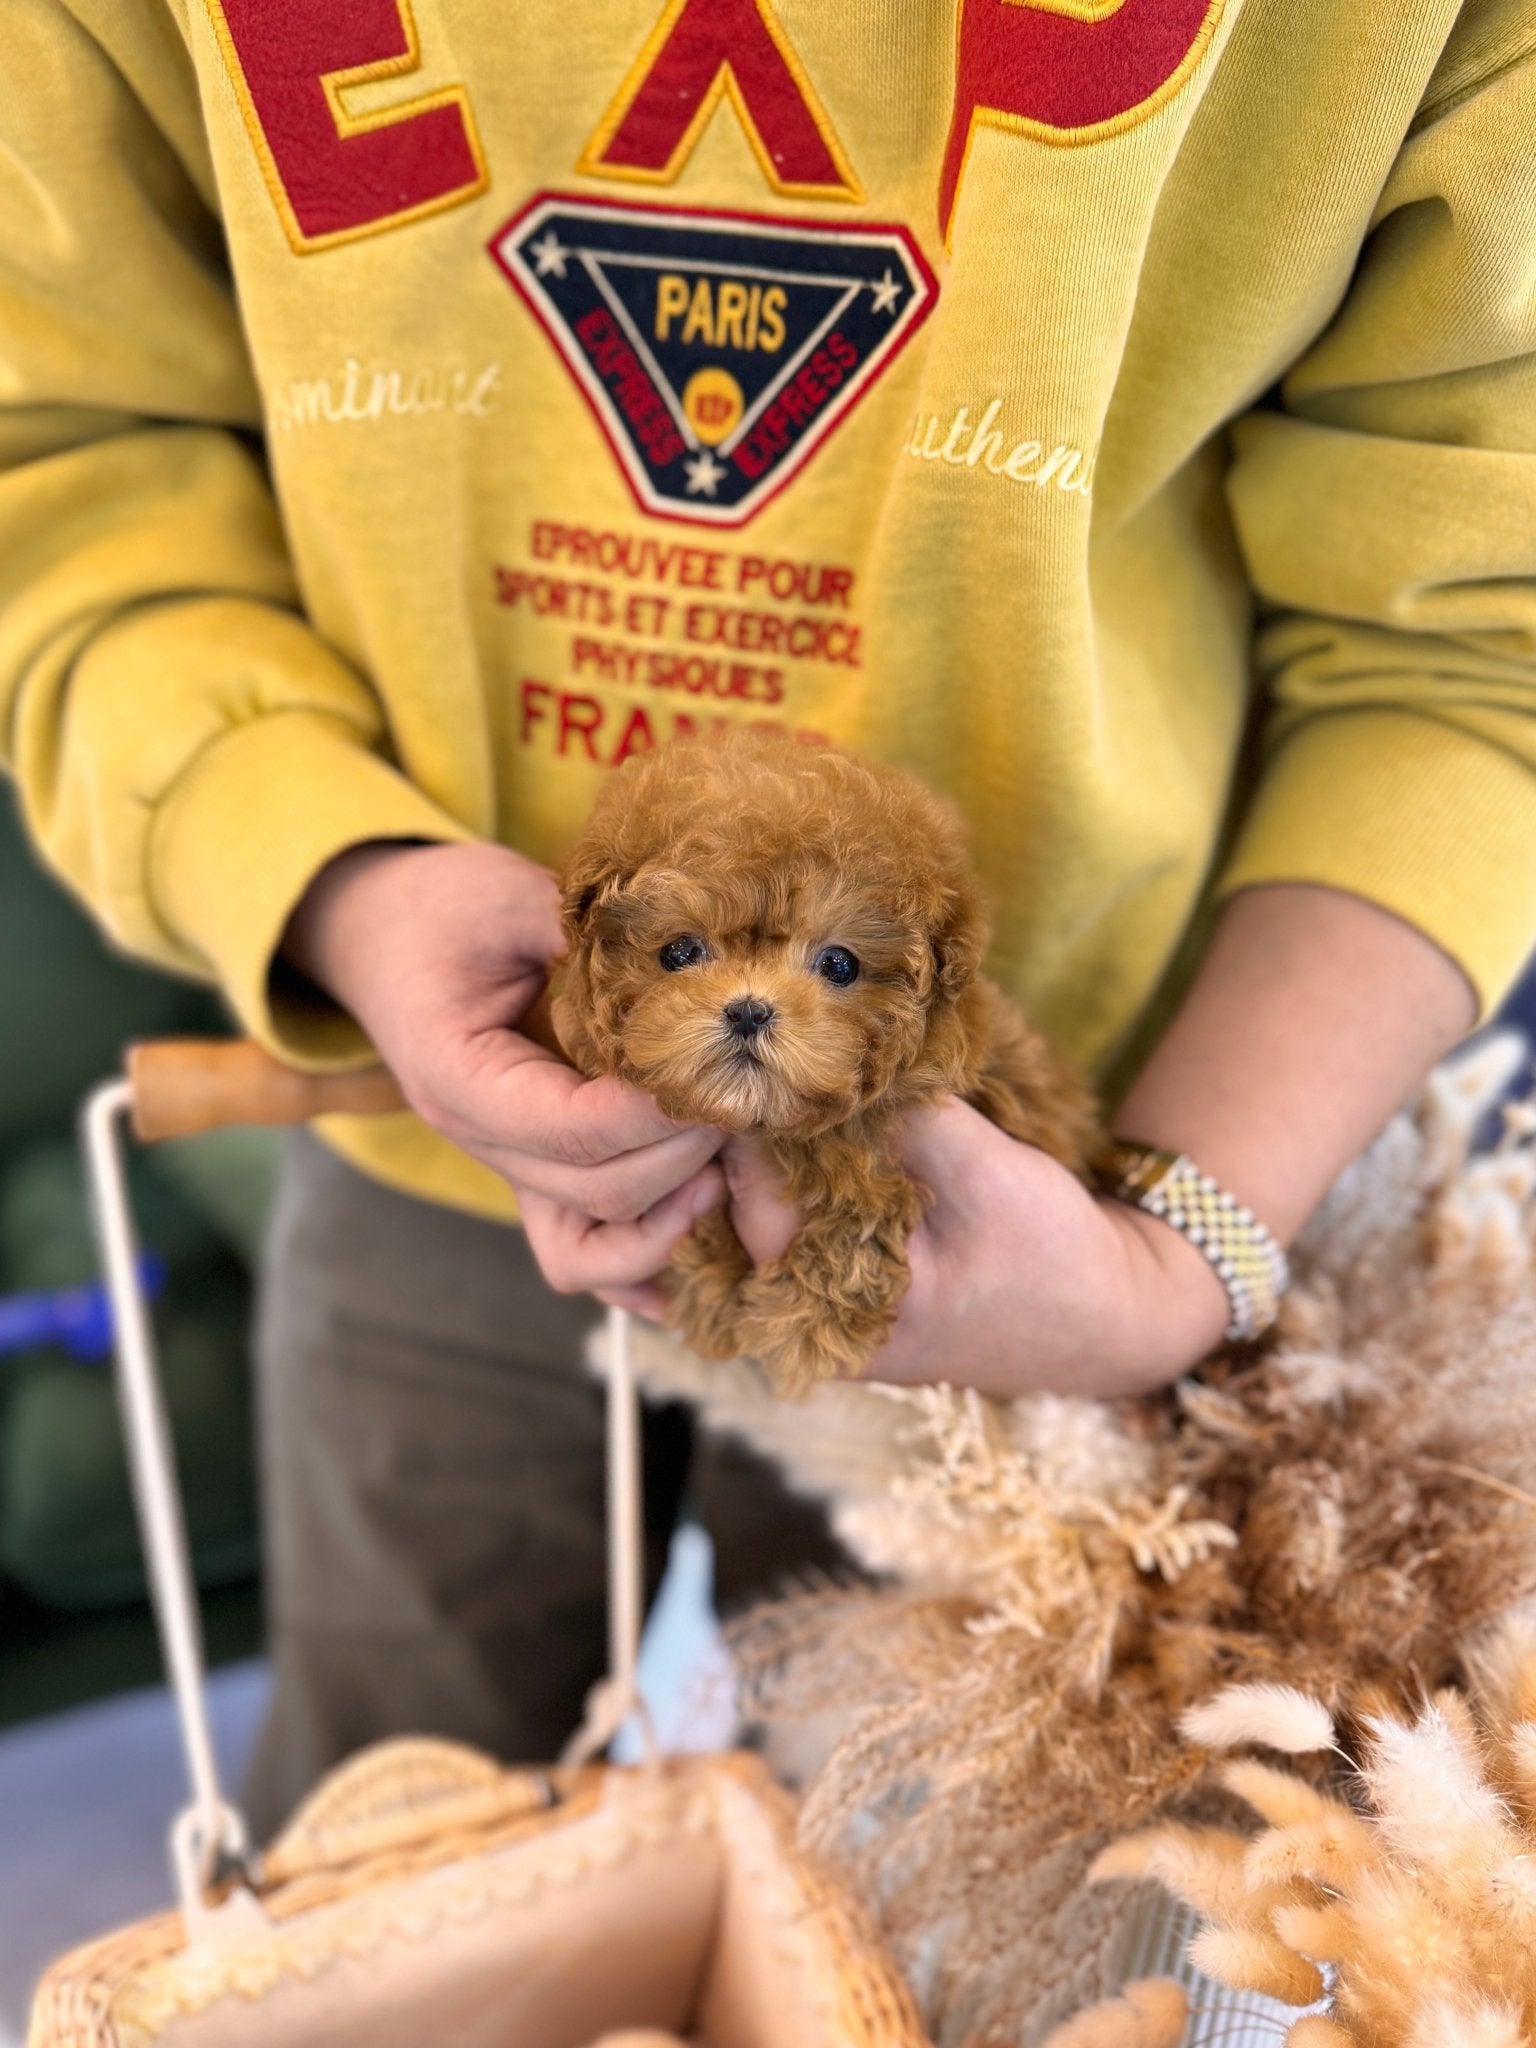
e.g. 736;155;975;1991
664;1207;753;1361
736;1236;910;1396
740;1307;875;1397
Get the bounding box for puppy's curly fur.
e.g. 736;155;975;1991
554;729;1097;1392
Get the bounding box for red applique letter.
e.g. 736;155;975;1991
940;0;1224;240
206;0;487;252
580;0;861;201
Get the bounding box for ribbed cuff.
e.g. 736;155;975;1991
1218;708;1536;1020
149;708;474;1065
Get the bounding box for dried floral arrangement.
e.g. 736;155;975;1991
607;1036;1536;2046
1085;1639;1536;2046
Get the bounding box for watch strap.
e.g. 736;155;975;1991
1094;1139;1290;1343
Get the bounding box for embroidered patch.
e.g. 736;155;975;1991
490;195;936;528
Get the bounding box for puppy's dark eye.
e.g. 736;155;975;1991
813;945;860;987
659;935;709;972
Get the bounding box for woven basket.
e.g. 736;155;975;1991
31;1740;926;2048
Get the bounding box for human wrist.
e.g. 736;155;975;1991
1100;1197;1231;1389
281;839;435;1010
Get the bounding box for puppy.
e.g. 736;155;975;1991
553;729;1097;1394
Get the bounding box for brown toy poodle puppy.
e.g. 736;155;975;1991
554;729;1097;1394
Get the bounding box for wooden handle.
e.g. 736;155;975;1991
124;995;566;1142
126;1040;405;1142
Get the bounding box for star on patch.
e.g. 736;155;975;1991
684;448;728;497
529;230;570;279
870;269;902;315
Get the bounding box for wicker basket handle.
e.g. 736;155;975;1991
126;1040;405;1140
125;992;562;1140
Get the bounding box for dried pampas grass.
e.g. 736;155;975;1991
604;1036;1536;2045
1036;1979;1187;2048
1178;1684;1334;1757
1093;1628;1536;2044
589;2036;693;2048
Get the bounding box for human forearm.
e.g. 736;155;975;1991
1217;32;1536;1032
1112;881;1477;1248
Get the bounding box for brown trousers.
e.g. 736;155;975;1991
245;1132;843;1837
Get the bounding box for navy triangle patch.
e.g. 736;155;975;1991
490;194;937;527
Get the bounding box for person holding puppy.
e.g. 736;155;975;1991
2;0;1533;1823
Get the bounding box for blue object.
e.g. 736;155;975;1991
610;1520;738;1763
0;1255;167;1364
1500;955;1536;1045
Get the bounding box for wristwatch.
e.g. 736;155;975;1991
1094;1139;1290;1343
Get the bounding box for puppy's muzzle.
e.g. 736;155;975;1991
723;995;775;1042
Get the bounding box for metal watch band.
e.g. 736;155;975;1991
1094;1140;1290;1343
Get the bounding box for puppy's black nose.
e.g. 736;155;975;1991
723;996;775;1039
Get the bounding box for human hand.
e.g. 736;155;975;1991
722;1096;1231;1398
283;841;725;1301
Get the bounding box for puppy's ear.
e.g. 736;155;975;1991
560;841;631;945
566;877;602;930
929;882;985;1001
554;840;634;1080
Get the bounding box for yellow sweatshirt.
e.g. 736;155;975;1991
3;0;1536;1220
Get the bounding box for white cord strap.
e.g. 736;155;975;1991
81;1081;264;1938
559;1305;656;1768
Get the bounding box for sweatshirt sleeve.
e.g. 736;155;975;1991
0;3;472;1065
1217;18;1536;1017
